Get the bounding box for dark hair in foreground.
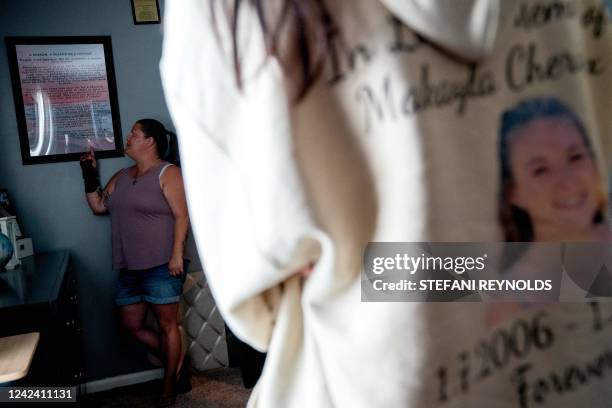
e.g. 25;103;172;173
498;97;603;241
211;0;335;101
136;119;180;166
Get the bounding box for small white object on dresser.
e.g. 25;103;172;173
15;237;33;259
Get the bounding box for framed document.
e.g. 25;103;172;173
5;36;123;165
131;0;161;25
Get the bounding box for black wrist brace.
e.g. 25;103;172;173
80;159;100;193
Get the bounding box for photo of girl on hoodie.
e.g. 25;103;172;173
488;96;611;326
499;97;610;243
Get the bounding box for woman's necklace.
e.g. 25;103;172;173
132;161;160;185
131;168;141;185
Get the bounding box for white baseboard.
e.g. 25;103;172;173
82;368;164;394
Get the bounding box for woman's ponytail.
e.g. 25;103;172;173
164;130;180;167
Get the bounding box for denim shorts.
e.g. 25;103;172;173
115;263;186;306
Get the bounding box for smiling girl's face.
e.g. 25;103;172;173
508;118;601;240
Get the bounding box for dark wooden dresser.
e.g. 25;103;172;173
0;250;83;386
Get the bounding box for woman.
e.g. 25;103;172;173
80;119;189;407
499;97;610;242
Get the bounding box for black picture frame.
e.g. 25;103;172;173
5;36;123;165
130;0;161;25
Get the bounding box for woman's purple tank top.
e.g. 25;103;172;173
106;162;175;270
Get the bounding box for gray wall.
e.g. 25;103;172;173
0;0;199;381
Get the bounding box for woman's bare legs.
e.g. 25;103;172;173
119;302;161;355
153;303;182;398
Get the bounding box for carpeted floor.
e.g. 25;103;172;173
79;368;251;407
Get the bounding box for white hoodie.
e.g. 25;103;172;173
161;1;612;407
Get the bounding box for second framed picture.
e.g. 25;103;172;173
5;36;124;165
131;0;161;25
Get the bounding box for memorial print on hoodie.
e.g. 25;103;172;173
161;1;612;407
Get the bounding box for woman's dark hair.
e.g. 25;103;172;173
136;119;180;166
499;97;603;241
212;0;336;101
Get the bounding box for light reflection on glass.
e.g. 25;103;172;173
44;91;54;156
30;88;54;157
89;101;98;143
31;89;45;156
